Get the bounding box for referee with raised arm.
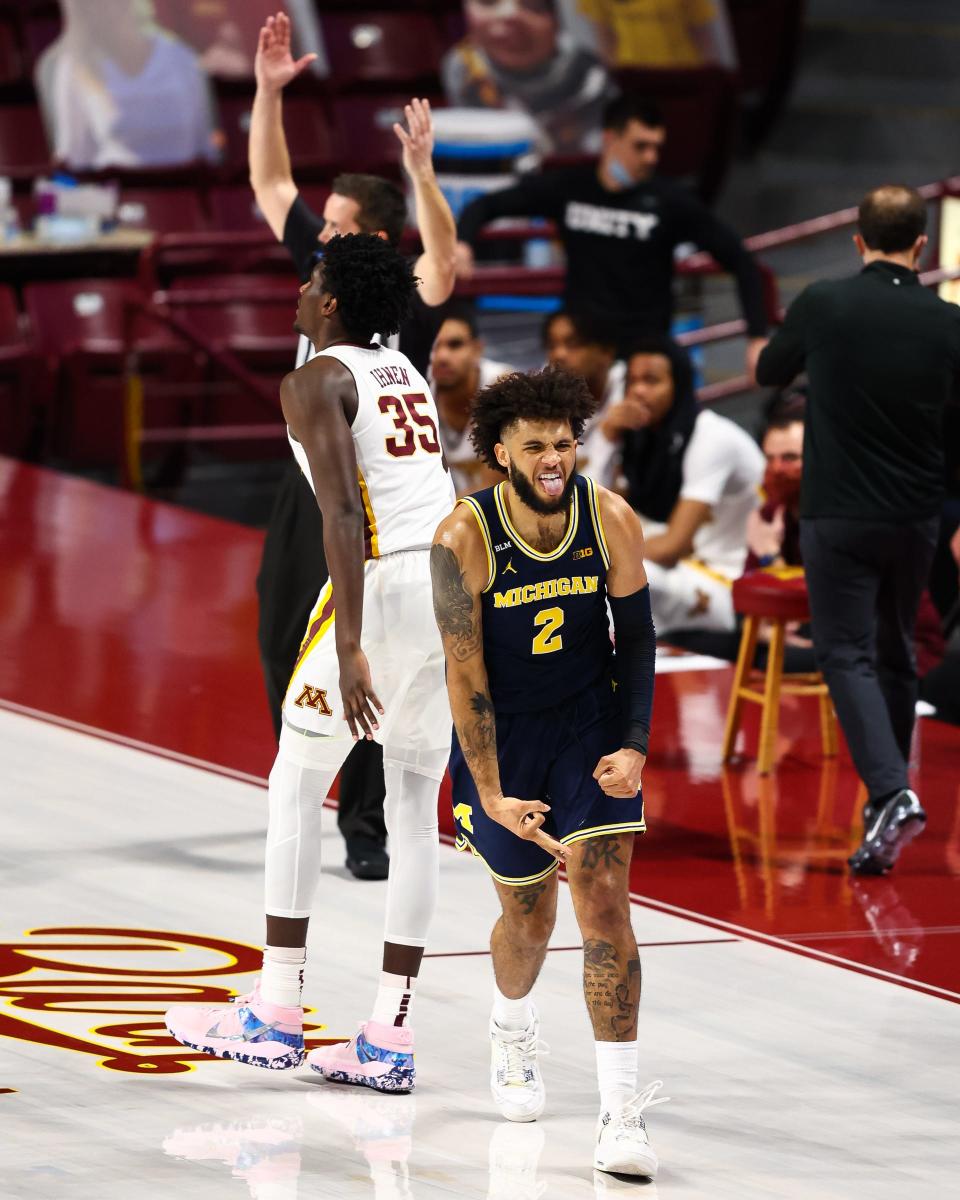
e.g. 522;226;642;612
757;185;960;876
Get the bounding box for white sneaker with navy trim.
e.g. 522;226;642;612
594;1080;668;1177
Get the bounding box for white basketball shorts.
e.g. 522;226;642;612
280;549;451;780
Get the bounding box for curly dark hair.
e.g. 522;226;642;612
321;233;417;342
469;365;598;473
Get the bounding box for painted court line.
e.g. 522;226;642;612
424;939;741;960
787;926;960;941
5;698;955;1005
0;699;268;789
629;892;960;1005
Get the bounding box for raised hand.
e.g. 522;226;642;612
393;97;436;182
255;11;317;94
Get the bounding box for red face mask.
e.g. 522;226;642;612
763;462;802;509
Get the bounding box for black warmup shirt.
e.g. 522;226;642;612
282;193;444;375
456;164;767;342
757;261;960;521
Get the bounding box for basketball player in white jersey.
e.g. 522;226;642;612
165;234;456;1091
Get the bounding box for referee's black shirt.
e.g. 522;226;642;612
757;260;960;521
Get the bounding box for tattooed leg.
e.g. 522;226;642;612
490;875;558;998
566;835;641;1041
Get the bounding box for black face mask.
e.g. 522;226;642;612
508;458;576;517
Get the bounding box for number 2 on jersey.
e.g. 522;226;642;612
532;606;564;655
380;392;442;458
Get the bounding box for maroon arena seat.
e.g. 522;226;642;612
168;273;300;297
206;183;326;229
22;9;61;72
23;279;201;468
207;184;271;233
732;570;812;623
0;17;24;84
331;92;443;176
158;279;298;445
217;92;335;174
0;103;51;178
320;11;444;91
611;66;740;203
0;284;42;457
724;569;837;774
116;188;209;235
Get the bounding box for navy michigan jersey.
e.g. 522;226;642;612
459;475;613;713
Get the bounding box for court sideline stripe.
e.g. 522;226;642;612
3;697;957;1006
424;939;740;959
0;699;269;788
628;892;960;1005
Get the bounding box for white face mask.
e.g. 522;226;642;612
606;155;636;188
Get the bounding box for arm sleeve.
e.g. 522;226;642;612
756;286;812;386
678;193;768;336
282;193;325;282
456;172;564;245
610;585;656;756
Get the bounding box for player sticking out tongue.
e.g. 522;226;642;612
503;430;576;515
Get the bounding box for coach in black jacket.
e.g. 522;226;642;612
757;185;960;876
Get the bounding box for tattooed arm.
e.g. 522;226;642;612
431;509;566;862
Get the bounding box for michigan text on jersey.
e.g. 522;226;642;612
493;576;600;608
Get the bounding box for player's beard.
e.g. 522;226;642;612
508;459;576;516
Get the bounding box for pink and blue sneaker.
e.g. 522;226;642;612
164;982;305;1070
307;1020;414;1092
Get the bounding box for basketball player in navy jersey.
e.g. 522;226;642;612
430;366;666;1178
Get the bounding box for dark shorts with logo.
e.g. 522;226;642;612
449;677;645;886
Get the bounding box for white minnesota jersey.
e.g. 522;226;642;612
289;342;455;558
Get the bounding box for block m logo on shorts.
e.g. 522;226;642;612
293;685;333;715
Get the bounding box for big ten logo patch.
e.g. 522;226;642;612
0;928;339;1077
293;685;333;715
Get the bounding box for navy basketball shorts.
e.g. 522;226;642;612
449;678;646;887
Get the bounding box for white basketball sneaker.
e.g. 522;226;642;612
489;1007;547;1122
594;1080;669;1178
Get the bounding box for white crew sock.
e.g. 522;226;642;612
371;971;417;1028
596;1040;638;1113
491;981;535;1032
260;945;306;1008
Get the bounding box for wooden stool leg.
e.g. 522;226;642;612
757;620;786;774
818;686;838;757
722;616;759;761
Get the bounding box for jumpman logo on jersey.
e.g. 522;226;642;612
503;559;517;575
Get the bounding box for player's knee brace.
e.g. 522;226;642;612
381;760;441;947
264;752;337;919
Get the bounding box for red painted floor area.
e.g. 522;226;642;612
3;458;959;996
0;457;275;779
